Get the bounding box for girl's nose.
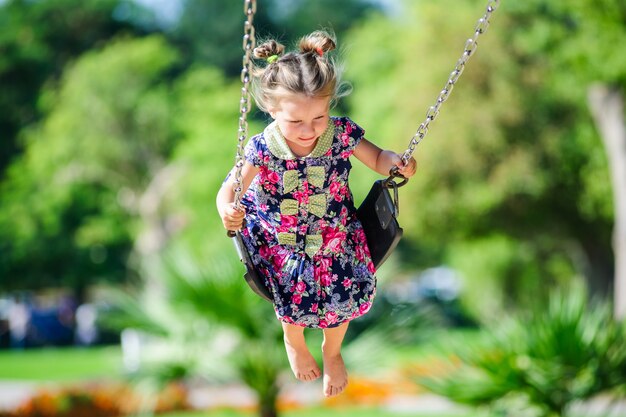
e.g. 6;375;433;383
300;124;315;136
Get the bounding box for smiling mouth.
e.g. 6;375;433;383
300;136;316;141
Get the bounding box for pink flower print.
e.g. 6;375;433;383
286;160;298;170
325;311;338;325
259;204;269;213
318;319;328;328
293;190;310;205
259;166;269;182
292;294;302;304
354;228;366;243
295;281;306;293
299;224;308;235
340;207;348;226
267;171;280;184
318;257;332;270
342;278;352;288
340;151;352;160
359;302;372;315
334;119;342;126
322;227;346;253
345;122;353;134
314;257;332;282
329;182;341;200
355;245;366;262
271;247;290;270
367;261;376;274
320;272;332;287
281;215;297;228
259;245;271;260
311;303;318;313
341;133;350;146
324;148;333;157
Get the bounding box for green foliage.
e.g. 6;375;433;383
446;235;576;321
168;66;263;257
418;287;626;417
0;35;180;291
171;0;380;77
0;0;150;174
343;0;614;315
106;247;286;416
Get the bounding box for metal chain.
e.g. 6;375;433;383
232;0;257;208
400;0;500;165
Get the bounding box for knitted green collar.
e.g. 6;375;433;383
263;119;335;160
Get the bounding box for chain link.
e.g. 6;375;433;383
232;0;257;208
400;0;500;165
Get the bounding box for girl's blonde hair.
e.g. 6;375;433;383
251;30;350;112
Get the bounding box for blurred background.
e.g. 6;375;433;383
1;0;626;416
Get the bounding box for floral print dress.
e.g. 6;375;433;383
241;116;376;329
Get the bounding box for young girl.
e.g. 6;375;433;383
216;30;416;397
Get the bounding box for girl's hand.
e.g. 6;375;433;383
219;203;246;231
395;156;417;178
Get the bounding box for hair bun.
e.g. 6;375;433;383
253;40;285;60
299;30;336;55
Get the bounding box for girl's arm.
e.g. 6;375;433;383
353;138;417;178
216;162;260;231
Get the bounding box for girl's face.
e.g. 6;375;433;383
269;94;331;157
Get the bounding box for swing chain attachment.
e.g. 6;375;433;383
232;0;257;211
400;0;500;166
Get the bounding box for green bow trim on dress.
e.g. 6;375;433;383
276;232;324;259
283;170;299;193
278;194;326;218
307;166;325;188
283;166;325;194
277;232;297;246
280;199;299;216
307;194;326;218
305;234;323;258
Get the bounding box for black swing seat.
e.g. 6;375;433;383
230;172;407;302
230;229;273;302
356;173;407;268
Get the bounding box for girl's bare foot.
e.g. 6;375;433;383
284;336;322;381
322;352;348;397
282;323;321;382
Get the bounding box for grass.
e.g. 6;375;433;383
0;345;122;381
0;330;479;382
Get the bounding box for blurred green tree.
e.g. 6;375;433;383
108;250;286;417
344;0;619;320
0;36;180;297
169;0;380;77
0;0;153;177
503;0;626;318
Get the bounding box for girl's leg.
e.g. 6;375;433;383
282;322;321;381
321;322;349;397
